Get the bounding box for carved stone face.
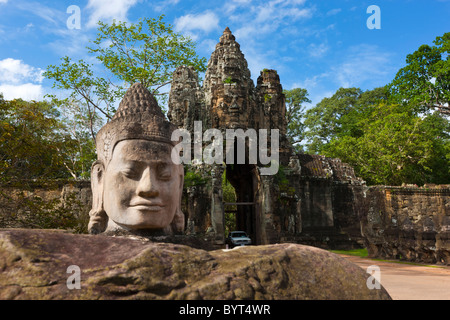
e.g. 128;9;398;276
102;139;183;231
214;84;248;129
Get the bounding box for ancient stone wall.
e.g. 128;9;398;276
0;180;91;232
361;185;450;265
2;179;449;264
276;154;367;250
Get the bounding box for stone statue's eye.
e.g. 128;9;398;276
121;166;140;179
157;163;172;180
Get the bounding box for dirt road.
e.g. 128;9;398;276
339;254;450;300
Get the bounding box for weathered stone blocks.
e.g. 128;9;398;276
0;229;391;300
361;186;450;265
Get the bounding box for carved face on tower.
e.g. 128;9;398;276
218;84;248;128
206;27;254;130
88;83;184;235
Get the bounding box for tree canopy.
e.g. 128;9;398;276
303;87;388;154
389;32;449;115
0;97;95;181
44;15;207;136
299;32;449;185
89;16;206;95
283;88;311;152
0;14;207;181
321;103;449;185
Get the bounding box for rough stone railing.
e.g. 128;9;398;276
1;180;449;266
361;185;450;265
0;180;91;233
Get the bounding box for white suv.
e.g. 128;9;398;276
226;231;252;248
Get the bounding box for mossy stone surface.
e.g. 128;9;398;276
0;229;391;300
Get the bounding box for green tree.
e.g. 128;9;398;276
0;98;70;181
44;15;207;136
303;87;388;153
88;16;207;100
44;58;117;140
222;169;237;236
389;32;450;115
56;100;100;179
323;103;449;185
302;33;450;185
283;88;310;152
0;96;96;180
337;86;389;138
303;88;360;154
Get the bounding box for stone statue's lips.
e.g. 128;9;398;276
129;200;165;211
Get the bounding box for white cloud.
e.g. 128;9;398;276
234;23;271;41
254;1;312;24
223;0;252;15
0;0;8;4
293;44;395;107
330;44;393;88
293;76;319;91
199;39;218;53
153;0;180;12
245;50;271;80
0;58;43;84
231;0;313;42
45;27;91;58
14;1;62;25
292;75;330;106
0;83;43;101
86;0;139;28
0;58;44;101
174;11;219;34
308;42;329;58
222;0;313;81
326;8;342;16
6;2;90;61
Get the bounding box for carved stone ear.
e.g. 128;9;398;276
178;164;184;197
171;208;185;234
172;164;185;234
88;160;108;234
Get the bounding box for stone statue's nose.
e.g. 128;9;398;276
136;167;159;197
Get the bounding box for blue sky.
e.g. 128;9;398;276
0;0;449;107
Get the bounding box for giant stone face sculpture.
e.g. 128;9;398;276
88;83;184;236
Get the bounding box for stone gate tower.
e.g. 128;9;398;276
168;28;365;248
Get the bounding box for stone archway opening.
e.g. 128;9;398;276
222;170;237;235
225;163;258;244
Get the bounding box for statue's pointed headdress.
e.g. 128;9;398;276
95;83;177;164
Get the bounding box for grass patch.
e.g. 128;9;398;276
330;248;368;258
331;248;445;268
371;258;445;268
